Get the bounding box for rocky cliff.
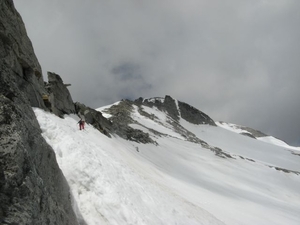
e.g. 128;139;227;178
0;1;80;224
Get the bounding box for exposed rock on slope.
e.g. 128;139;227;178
0;1;79;224
75;102;112;137
45;72;76;117
102;100;155;143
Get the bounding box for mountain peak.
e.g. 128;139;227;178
134;95;215;126
97;96;217;148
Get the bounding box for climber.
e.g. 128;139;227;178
78;119;85;130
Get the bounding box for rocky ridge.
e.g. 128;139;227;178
0;1;82;224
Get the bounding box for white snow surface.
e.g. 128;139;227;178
34;107;300;225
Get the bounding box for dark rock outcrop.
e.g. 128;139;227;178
0;1;79;224
102;100;155;144
45;72;76;117
178;101;216;126
75;102;112;137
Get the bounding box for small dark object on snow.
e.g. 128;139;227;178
78;119;85;130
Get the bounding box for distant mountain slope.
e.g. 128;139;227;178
216;121;300;151
97;96;300;172
216;121;267;138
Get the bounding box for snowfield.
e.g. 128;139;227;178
34;107;300;225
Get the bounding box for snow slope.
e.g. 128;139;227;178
34;107;300;225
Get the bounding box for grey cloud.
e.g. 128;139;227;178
14;0;300;145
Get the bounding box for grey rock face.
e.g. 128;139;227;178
0;0;47;109
0;1;79;224
0;96;78;225
45;72;75;117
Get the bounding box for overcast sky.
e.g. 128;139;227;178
14;0;299;146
